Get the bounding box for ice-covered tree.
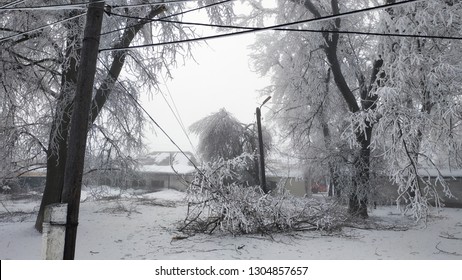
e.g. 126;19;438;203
0;0;237;230
248;0;384;217
191;108;252;161
248;0;462;219
371;0;462;219
190;108;272;186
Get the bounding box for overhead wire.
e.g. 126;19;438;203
108;9;462;41
99;0;431;52
101;0;235;36
104;1;226;157
0;0;233;45
101;1;231;160
0;12;87;43
97;56;205;179
0;1;93;11
141;67;197;156
160;77;197;155
3;0;441;49
0;0;226;160
0;0;231;43
0;0;25;8
0;0;210;11
110;0;217;10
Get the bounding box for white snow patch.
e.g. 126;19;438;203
139;164;194;174
142;188;186;202
172;153;193;167
152;152;170;163
1;190;461;260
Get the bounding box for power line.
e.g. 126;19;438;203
103;2;224;156
0;0;203;11
0;1;93;11
160;78;197;154
110;0;215;10
109;12;462;41
136;61;197;155
0;12;87;44
99;0;429;52
101;0;234;36
0;0;233;43
97;57;203;175
109;36;196;153
0;0;25;8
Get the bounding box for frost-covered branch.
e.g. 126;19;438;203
181;154;346;235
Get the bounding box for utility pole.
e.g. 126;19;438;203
256;96;271;194
62;0;105;260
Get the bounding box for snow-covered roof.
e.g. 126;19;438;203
18;166;47;177
138;151;197;175
266;161;305;179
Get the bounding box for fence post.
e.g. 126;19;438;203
41;203;68;260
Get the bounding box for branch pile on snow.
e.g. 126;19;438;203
180;154;346;235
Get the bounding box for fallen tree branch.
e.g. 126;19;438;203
435;241;462;256
439;232;462;240
0;200;11;214
181;155;347;235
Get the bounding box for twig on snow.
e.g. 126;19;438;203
0;200;11;214
435;241;462;256
439;232;462;240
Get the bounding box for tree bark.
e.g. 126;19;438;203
34;101;72;232
35;5;81;232
348;133;371;218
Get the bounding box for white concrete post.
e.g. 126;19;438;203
41;203;68;260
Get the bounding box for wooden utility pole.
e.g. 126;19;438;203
62;0;105;260
256;107;267;193
256;96;271;194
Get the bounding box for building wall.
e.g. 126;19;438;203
267;176;311;197
137;172;192;192
371;177;462;207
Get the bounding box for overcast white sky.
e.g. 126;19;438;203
141;32;271;154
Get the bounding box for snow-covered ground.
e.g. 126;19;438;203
1;187;461;260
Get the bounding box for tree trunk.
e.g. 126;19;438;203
324;34;370;217
348;133;371;218
34;5;81;231
295;0;383;217
34;111;71;232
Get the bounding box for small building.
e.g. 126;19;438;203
135;151;198;192
369;168;462;207
267;175;311;197
4;166;47;192
266;161;312;197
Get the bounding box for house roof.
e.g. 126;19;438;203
266;157;305;179
17;165;47;177
138;151;197;175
